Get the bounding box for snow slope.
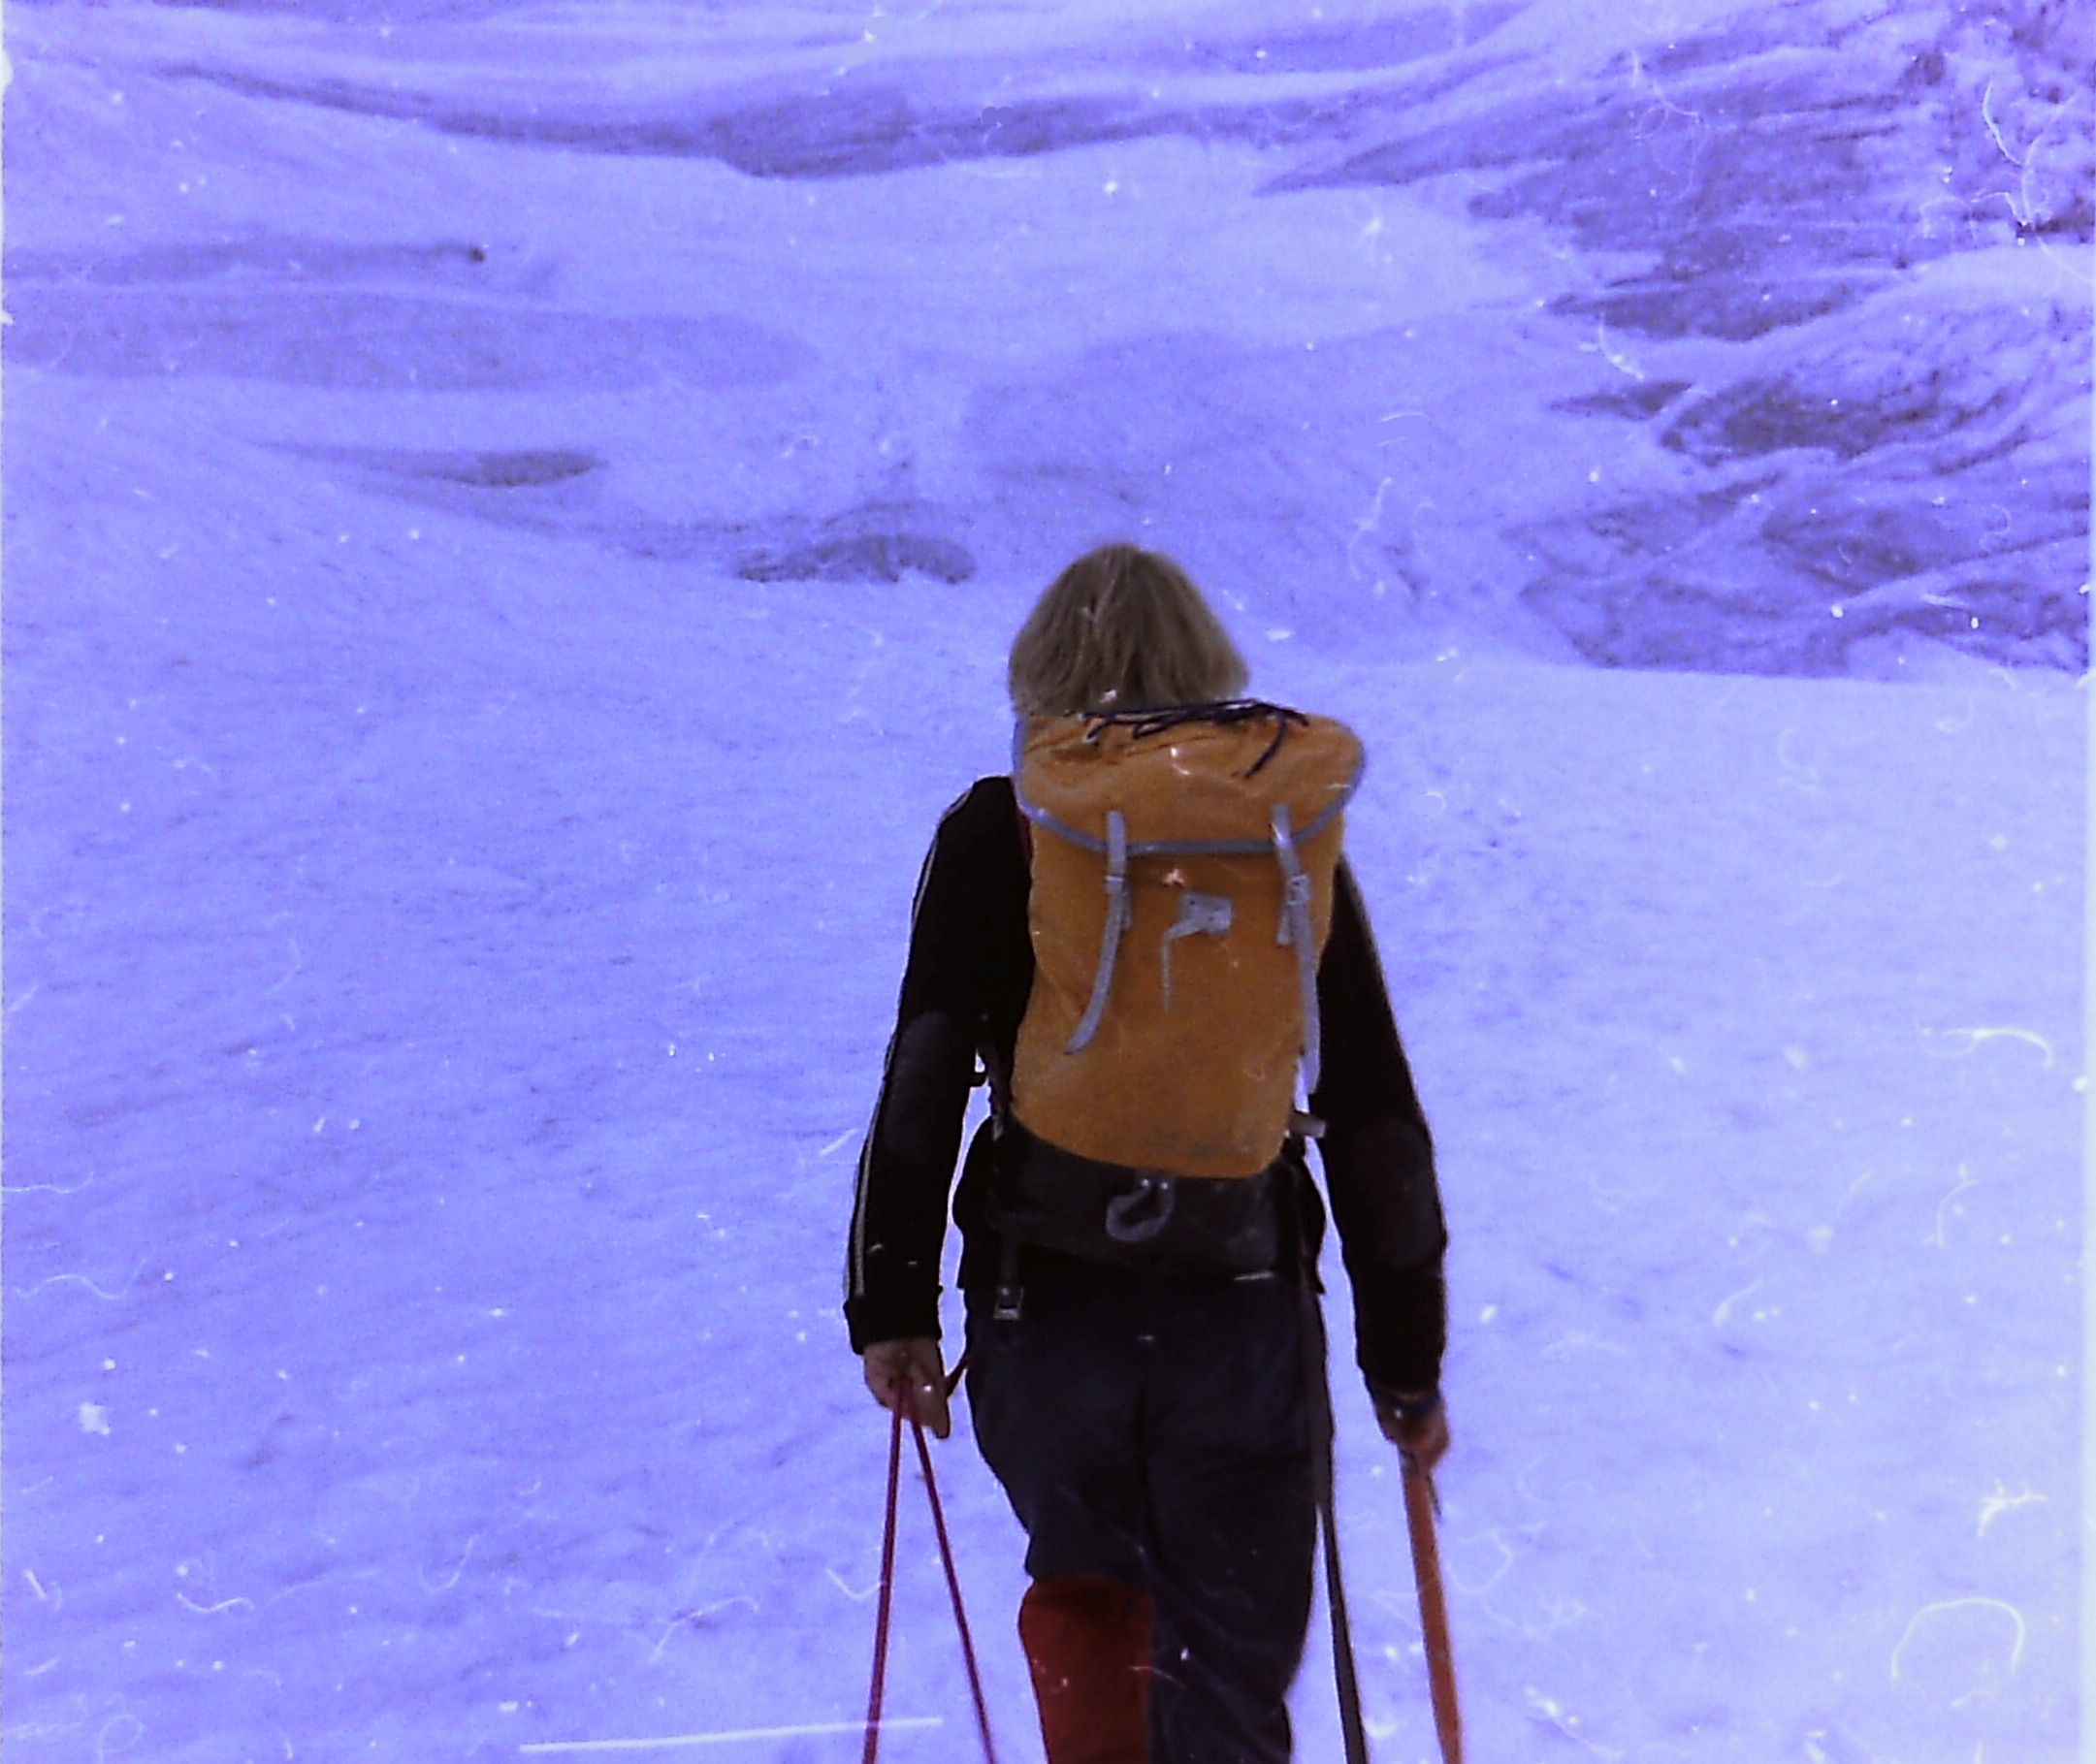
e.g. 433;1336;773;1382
3;2;2086;1761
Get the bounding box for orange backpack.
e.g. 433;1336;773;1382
1010;702;1364;1179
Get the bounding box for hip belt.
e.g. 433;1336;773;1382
986;1120;1298;1320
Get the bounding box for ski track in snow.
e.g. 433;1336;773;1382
2;0;2086;1760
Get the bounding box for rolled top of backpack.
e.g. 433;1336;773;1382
1014;702;1365;852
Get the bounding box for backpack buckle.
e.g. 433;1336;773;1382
1105;1174;1177;1244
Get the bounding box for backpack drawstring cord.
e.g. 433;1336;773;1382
1083;699;1309;778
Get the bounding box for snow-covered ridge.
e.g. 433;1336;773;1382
9;0;2088;674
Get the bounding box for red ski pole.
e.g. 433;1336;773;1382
1403;1458;1464;1764
862;1367;1000;1764
861;1406;905;1764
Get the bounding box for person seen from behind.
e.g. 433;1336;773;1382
846;542;1450;1763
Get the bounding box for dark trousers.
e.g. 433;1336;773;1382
966;1256;1318;1764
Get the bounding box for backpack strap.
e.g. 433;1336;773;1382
1270;804;1322;1100
1156;889;1234;1012
1064;810;1132;1054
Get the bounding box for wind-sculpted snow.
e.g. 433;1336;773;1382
1;1;2084;1761
12;0;540;16
1277;8;2094;305
17;0;2074;673
354;448;606;492
7;286;811;393
284;445;978;584
1264;3;2092;673
731;513;977;587
164;60;1177;179
6;236;542;293
147;6;1528;181
1520;275;2091;673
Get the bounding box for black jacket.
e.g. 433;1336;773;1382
845;777;1448;1396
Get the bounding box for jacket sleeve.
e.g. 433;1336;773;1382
844;786;1004;1351
1308;859;1449;1400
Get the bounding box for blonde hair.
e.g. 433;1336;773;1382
1008;544;1249;719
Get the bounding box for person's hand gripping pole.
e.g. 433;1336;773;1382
861;1337;952;1440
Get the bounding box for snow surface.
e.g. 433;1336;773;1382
2;2;2087;1761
